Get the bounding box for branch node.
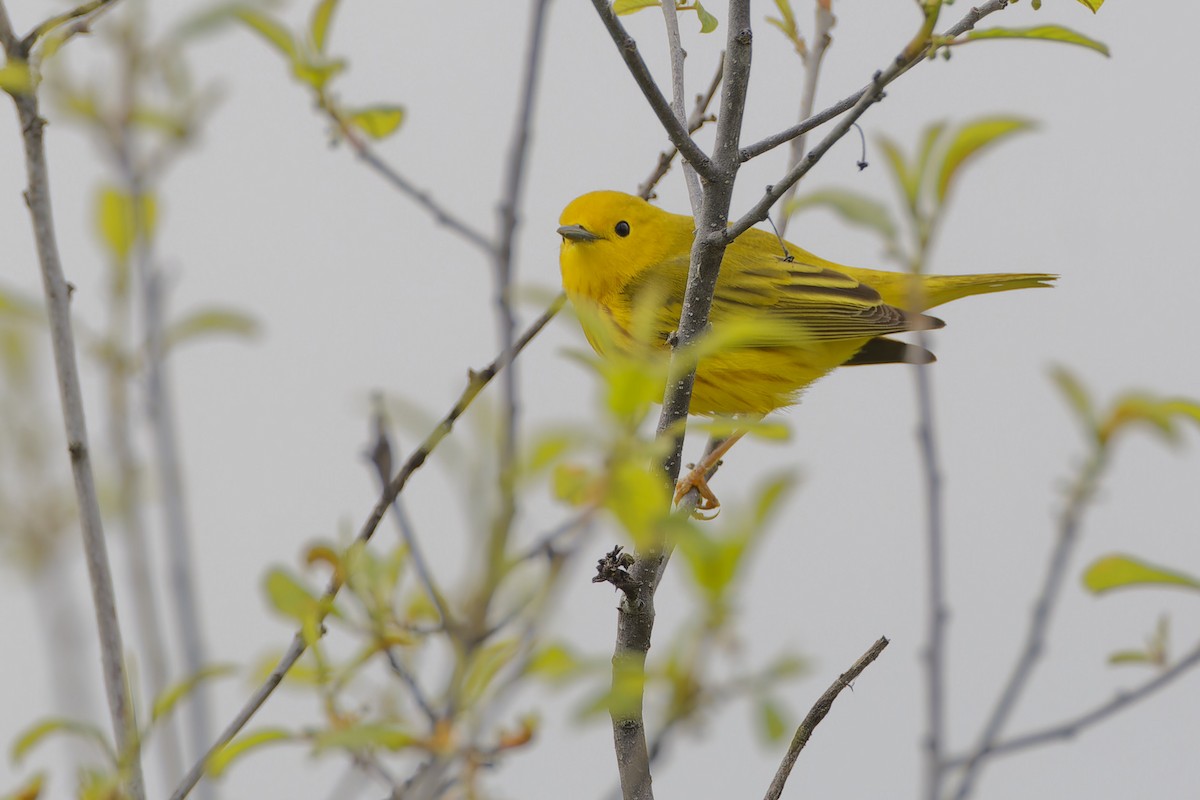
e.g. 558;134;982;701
592;545;640;600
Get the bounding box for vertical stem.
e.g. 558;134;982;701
660;1;702;215
0;8;145;796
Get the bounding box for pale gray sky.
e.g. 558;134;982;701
1;1;1198;799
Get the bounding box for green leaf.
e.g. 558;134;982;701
1;772;44;800
233;9;298;60
756;696;789;742
309;0;341;52
347;105;406;140
165;307;260;350
936;116;1035;203
966;26;1109;57
292;58;345;91
1050;366;1097;436
613;0;660;14
785;188;898;246
312;724;415;753
0;59;33;95
1083;554;1200;595
206;728;294;778
462;639;520;704
151;665;237;725
607;458;671;550
1107;649;1152;666
877;133;917;212
263;568;320;621
95;187;157;264
11;719;114;765
526;643;583;683
1075;0;1103;11
913;121;948;201
692;1;719;33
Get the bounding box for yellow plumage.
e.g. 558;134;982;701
558;190;1054;417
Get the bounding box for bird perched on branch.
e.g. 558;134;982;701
558;190;1054;514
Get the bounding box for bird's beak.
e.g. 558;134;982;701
557;224;601;243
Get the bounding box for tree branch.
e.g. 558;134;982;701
636;52;724;202
945;639;1200;768
659;0;702;215
588;0;716;181
948;448;1108;800
0;4;145;797
168;295;564;800
764;636;890;800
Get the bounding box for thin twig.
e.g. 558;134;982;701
636;52;724;202
944;639;1200;767
776;2;835;239
659;0;702;215
912;330;947;800
738;0;1007;164
477;0;553;628
0;5;145;798
588;0;716;181
729;0;1011;241
19;0;120;51
948;448;1108;800
383;647;440;728
169;296;564;800
764;637;890;800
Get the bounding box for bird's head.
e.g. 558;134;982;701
557;190;689;301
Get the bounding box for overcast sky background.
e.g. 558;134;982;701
2;1;1199;798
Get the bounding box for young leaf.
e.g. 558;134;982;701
936;117;1035;203
95;187;157;265
312;724;416;753
1075;0;1103;11
151;665;237;725
206;728;295;778
462;639;520;704
1083;554;1200;595
613;0;661;14
1050;366;1098;438
0;60;33;95
263;567;320;621
309;0;341;52
347;105;406;140
692;1;719;33
877;133;918;213
527;643;584;683
965;26;1109;57
11;718;114;765
785;188;899;246
233;9;299;61
165;307;260;350
756;695;790;742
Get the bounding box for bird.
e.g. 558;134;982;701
557;189;1055;514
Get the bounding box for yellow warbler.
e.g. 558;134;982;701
557;190;1054;509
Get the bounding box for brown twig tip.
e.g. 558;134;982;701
592;545;639;598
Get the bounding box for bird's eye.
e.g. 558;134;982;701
615;221;630;237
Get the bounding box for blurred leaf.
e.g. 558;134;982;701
877;135;918;212
463;639;520;704
130;106;190;139
1076;0;1103;11
692;1;719;33
763;652;808;681
151;665;237;725
756;696;790;742
607;459;670;550
77;770;121;800
552;463;599;507
165;307;260;350
310;0;341;52
233;8;298;60
292;59;346;91
263;568;321;621
527;643;587;683
1;772;44;800
693;417;791;442
11;718;113;765
312;723;415;753
206;728;294;778
1050;366;1098;438
613;0;660;14
347;105;406;140
1083;554;1200;594
912;121;948;203
603;357;665;424
766;0;804;56
522;430;578;476
965;25;1109;56
0;60;33;95
1107;649;1153;666
95;186;157;265
785;188;898;246
1100;394;1200;446
936;116;1035;203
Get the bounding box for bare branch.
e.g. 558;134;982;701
945;639;1200;768
588;0;716;181
169;295;564;800
659;1;702;215
637;53;724;202
775;3;835;238
764;637;890;800
948;449;1108;800
1;5;145;798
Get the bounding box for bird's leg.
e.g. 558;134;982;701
673;429;748;518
